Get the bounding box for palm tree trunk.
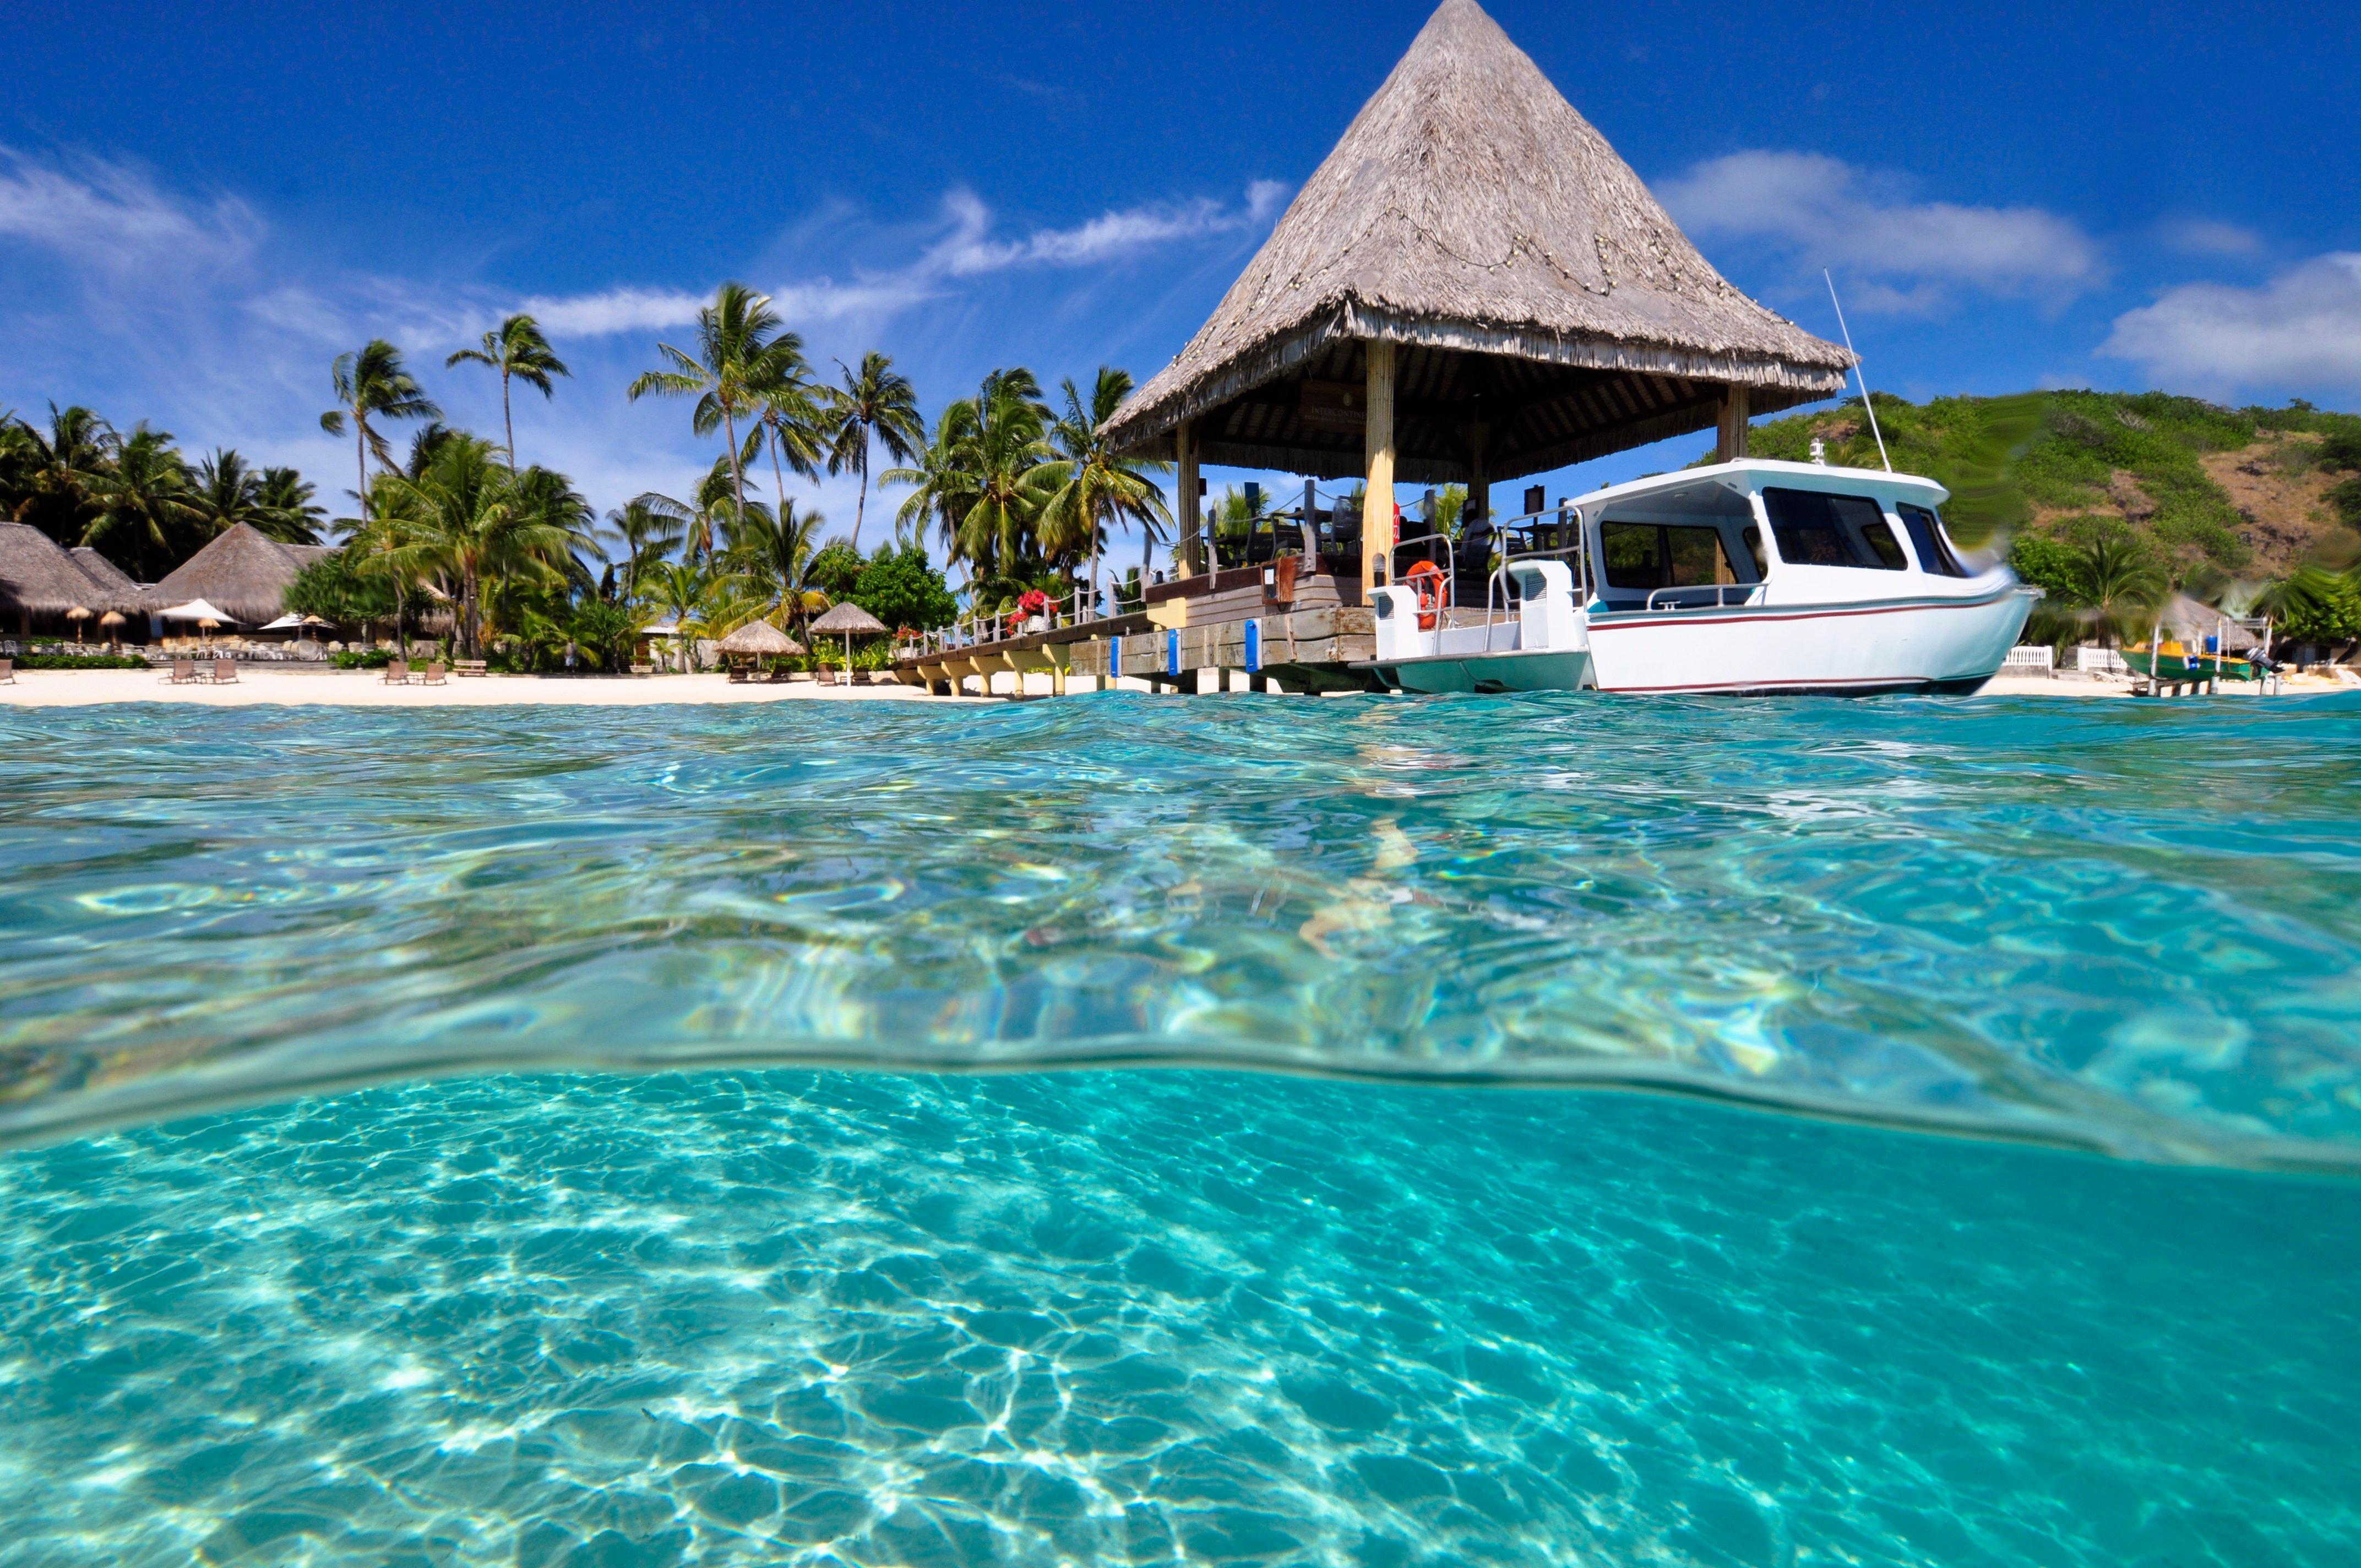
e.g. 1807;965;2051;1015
851;437;868;552
502;371;516;473
767;425;788;522
721;408;747;549
355;422;368;525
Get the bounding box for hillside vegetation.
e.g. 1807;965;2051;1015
1733;390;2361;645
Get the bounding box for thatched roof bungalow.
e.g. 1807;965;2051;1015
144;523;328;628
70;547;146;606
0;522;140;636
1102;0;1852;590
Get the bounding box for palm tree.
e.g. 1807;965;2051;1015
757;377;825;527
81;425;201;574
257;467;328;543
884;404;982;564
721;500;830;630
1037;367;1169;616
6;404;114;543
601;499;686;604
957;369;1054;579
824;352;924;552
446;314;570;471
627;282;804;546
651;559;716;670
2074;532;2167;648
190;449;264;535
320;340;440;525
370;434;590;657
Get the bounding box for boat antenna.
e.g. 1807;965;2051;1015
1825;269;1892;472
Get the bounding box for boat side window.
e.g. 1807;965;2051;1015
1599;522;1663;589
1898;504;1970;576
1859;519;1908;570
1600;522;1739;590
1742;525;1767;577
1761;488;1904;570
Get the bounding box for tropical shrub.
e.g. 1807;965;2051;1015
330;649;396;669
9;652;152;670
848;543;958;632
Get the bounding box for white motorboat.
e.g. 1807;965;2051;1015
1365;459;2037;696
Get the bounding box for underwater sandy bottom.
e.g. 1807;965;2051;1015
3;1070;2354;1568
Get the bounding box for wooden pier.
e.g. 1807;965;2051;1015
895;566;1378;696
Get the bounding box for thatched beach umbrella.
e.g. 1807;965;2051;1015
67;606;90;644
715;618;804;675
98;610;125;650
808;601;887;684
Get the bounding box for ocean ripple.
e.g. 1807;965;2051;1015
4;693;2360;1166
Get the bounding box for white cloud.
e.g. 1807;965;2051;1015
1657;150;2104;310
2101;253;2361;390
0;146;256;272
2156;217;2264;259
928;183;1290;277
518;181;1288;340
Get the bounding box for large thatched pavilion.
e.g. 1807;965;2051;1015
1102;0;1852;596
144;523;334;631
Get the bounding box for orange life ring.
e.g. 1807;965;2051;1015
1403;560;1447;631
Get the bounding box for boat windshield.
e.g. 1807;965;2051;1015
1761;489;1907;571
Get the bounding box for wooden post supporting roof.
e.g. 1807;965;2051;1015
1468;421;1489;529
1715;385;1751;462
1175;418;1201;577
1362;340;1396;600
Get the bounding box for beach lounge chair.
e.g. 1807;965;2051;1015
161;659;198;684
381;661;411;685
211;658;239;684
0;658;12;685
421;660;447;685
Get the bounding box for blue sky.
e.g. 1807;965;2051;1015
6;0;2358;568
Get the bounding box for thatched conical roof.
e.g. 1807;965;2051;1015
69;547;146;606
808;601;888;635
0;523;131;617
1103;0;1852;481
145;522;313;627
716;619;804;656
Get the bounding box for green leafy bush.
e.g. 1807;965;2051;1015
848;543;958;634
330;649;395;669
8;652;153;670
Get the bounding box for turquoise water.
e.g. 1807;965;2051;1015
3;1072;2356;1566
3;694;2360;1564
5;695;2361;1162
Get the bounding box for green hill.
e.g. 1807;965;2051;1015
1735;390;2361;582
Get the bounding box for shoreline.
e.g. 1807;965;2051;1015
0;666;976;707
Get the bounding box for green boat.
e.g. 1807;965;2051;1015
2125;644;2254;682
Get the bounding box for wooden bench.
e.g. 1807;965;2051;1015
454;660;488;677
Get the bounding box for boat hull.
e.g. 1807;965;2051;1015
1374;648;1593;694
1586;585;2035;696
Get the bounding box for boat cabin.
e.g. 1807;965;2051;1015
1511;461;1984;614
